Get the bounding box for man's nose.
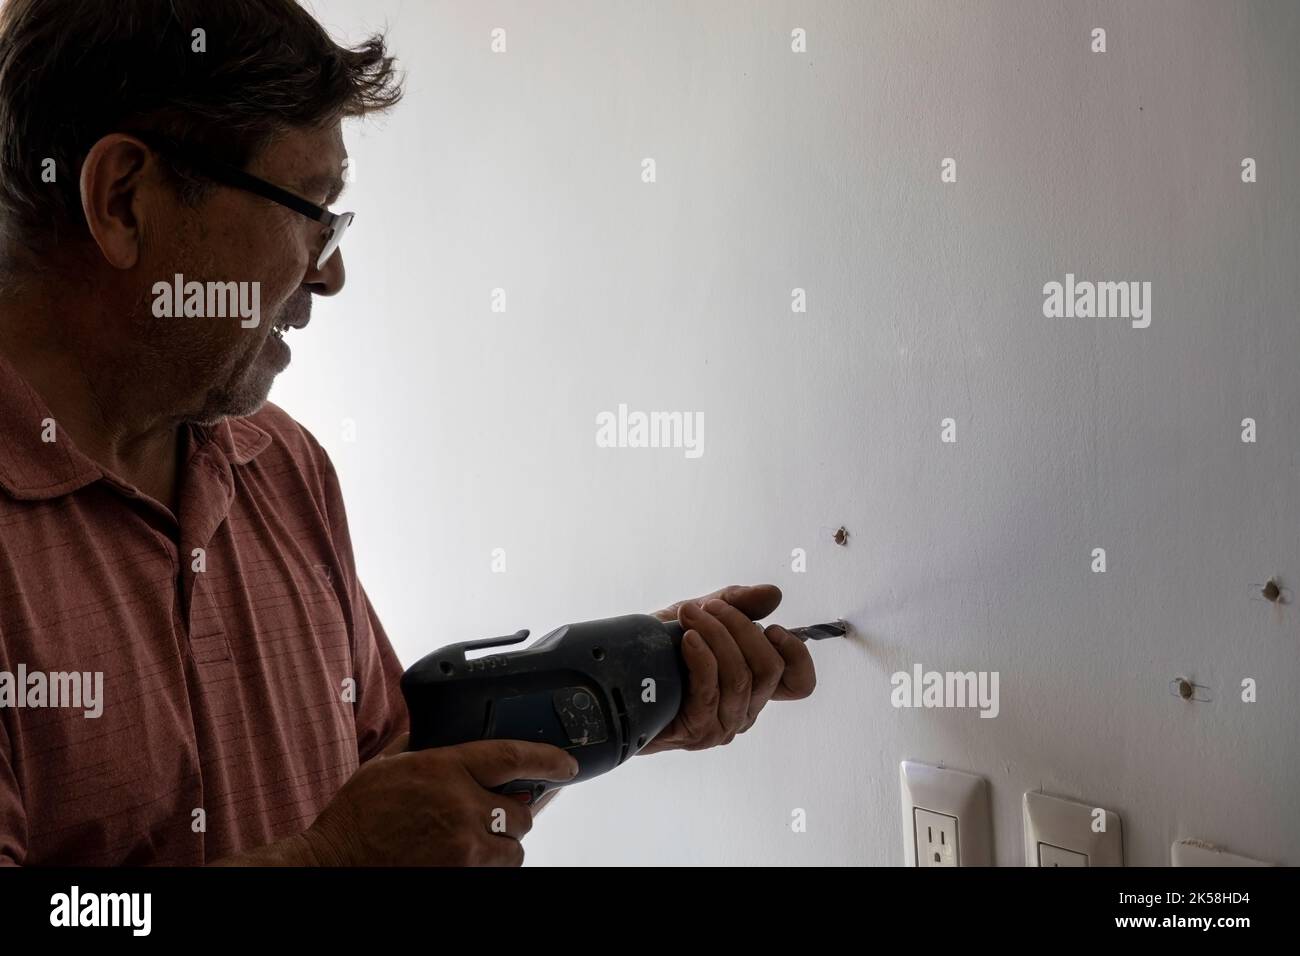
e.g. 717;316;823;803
305;248;346;297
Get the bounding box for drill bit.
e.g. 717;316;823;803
788;619;850;641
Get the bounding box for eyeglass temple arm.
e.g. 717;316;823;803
202;164;339;227
123;129;338;227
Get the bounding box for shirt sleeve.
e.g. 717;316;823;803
315;443;410;764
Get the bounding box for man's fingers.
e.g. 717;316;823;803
740;629;785;725
653;583;783;624
499;839;526;868
676;628;722;744
714;583;783;622
481;796;535;842
702;599;785;725
767;625;817;700
450;739;580;789
681;602;750;733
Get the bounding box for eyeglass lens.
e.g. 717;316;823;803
317;212;354;269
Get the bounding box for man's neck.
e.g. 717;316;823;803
0;312;186;515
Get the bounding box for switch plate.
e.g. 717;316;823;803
900;761;992;866
1022;791;1123;866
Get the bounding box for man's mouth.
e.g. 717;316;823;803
270;313;310;341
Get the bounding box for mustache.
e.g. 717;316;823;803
276;292;312;328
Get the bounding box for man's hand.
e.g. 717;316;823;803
300;733;579;866
640;583;816;756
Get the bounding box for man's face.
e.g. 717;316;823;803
138;123;349;426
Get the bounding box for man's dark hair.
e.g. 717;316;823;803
0;0;402;271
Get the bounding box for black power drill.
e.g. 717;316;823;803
400;612;847;805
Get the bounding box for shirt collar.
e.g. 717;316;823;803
0;348;271;501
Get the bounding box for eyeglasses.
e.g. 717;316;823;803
122;129;354;270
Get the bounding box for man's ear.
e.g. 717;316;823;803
78;134;154;270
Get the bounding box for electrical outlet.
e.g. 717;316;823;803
899;761;992;866
914;808;958;867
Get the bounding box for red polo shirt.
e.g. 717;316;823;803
0;351;408;865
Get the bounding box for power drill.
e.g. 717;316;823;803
400;612;847;805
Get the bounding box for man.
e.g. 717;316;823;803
0;0;816;866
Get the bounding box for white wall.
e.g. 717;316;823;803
277;0;1300;865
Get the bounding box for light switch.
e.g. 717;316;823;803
1038;843;1088;867
1022;791;1123;866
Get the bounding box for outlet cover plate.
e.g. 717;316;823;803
900;760;992;866
1022;791;1123;866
